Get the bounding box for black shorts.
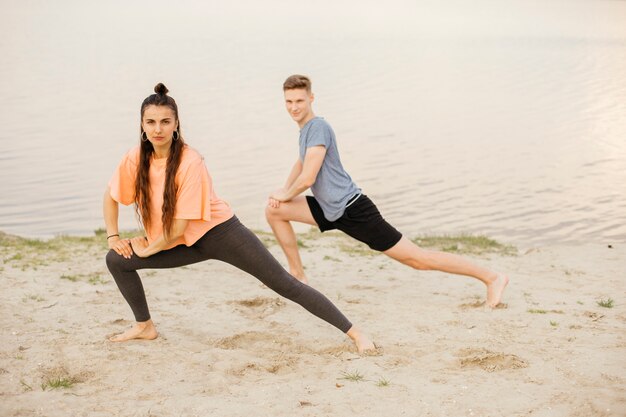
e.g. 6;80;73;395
306;194;402;252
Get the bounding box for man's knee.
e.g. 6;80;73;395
265;204;282;222
391;246;433;270
407;248;435;270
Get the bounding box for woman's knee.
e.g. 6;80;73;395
105;249;125;272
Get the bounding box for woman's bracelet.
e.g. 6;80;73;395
106;234;120;240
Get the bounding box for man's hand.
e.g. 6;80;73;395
268;188;288;208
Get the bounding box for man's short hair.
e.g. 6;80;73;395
283;74;312;92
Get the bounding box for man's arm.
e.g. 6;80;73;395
283;159;303;189
271;145;326;202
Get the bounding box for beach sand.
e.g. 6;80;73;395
1;230;624;417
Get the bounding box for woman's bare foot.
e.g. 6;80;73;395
290;270;309;285
109;320;158;342
486;273;509;308
346;325;376;354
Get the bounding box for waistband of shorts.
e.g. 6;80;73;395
345;193;362;208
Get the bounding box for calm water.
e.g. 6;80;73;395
1;1;625;246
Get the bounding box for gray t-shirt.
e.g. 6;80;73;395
299;117;360;221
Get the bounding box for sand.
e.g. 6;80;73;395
0;230;624;417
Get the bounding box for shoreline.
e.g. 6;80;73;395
1;230;624;416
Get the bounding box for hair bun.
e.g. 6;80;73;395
154;83;169;96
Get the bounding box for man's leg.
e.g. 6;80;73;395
383;237;509;307
265;195;317;284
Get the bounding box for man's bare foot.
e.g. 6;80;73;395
346;325;376;354
290;270;309;285
487;273;509;308
109;320;158;342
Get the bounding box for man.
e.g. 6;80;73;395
266;74;508;307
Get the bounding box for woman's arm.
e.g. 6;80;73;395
103;187;133;258
130;218;189;258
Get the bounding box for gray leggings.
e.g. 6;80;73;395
105;216;352;333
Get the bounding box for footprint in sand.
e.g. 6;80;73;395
226;355;301;376
459;300;508;310
213;331;294;351
456;348;527;372
228;297;286;319
346;284;377;291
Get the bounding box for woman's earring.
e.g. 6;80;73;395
141;132;148;142
172;130;179;141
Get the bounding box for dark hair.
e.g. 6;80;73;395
135;83;185;240
283;74;312;93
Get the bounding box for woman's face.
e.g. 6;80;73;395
141;105;178;150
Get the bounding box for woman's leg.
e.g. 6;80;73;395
198;217;374;352
105;242;207;341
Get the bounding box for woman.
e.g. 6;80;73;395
103;83;373;353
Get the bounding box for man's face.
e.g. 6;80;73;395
284;88;314;125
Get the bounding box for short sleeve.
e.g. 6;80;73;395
174;155;212;221
305;121;331;149
108;148;138;206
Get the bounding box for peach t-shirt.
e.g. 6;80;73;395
108;145;234;249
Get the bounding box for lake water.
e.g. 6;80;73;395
1;0;625;246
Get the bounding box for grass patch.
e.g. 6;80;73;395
22;294;45;303
336;238;377;257
61;274;79;282
281;227;377;257
0;230;142;270
412;234;516;256
250;229;277;248
7;253;24;261
87;275;108;285
39;366;88;391
550;321;558;327
339;243;376;256
323;255;341;262
339;370;365;382
528;309;564;314
376;377;391;387
41;376;76;390
597;298;614;308
60;272;107;285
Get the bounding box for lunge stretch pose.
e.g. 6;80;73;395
266;75;509;307
103;83;373;352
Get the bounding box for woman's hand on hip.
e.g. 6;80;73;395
108;236;133;259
